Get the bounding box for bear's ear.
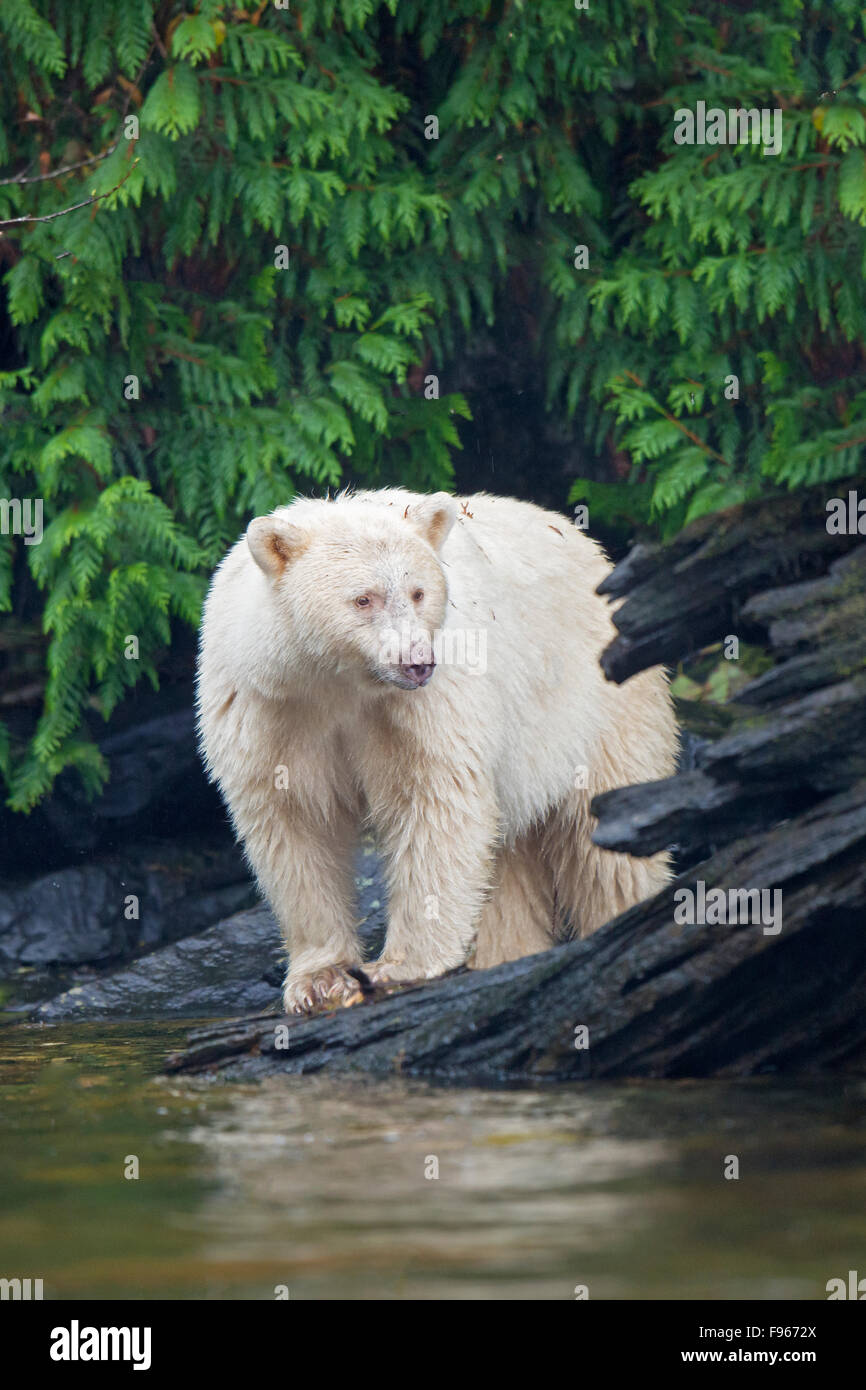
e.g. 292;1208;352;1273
247;515;308;578
407;492;457;553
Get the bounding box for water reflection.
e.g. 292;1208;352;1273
1;1021;863;1299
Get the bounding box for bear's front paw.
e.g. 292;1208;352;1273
361;957;438;986
283;964;365;1015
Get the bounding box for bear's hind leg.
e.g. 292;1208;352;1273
469;827;556;969
541;793;671;939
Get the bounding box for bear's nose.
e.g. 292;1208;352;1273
400;661;435;687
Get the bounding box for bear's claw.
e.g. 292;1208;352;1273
283;964;363;1015
360;958;427;986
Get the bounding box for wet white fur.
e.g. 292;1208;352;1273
197;489;678;1010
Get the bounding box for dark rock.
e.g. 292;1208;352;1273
0;706;229;875
44;708;229;854
0;839;255;972
33;905;284;1022
28;841;387;1021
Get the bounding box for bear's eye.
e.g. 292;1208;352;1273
354;595;372;609
412;589;424;603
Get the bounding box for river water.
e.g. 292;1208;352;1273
0;1019;863;1300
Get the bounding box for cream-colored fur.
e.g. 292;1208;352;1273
196;489;678;1013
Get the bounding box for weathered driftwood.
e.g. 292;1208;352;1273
598;484;862;683
165;780;866;1081
590;769;805;860
593;677;866;858
166;481;866;1083
592;535;866;860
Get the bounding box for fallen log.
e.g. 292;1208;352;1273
592;532;866;860
598;484;861;683
165;780;866;1082
590;770;809;860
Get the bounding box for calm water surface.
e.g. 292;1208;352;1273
0;1019;862;1299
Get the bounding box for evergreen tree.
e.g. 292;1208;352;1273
0;1;864;808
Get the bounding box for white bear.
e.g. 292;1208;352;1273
196;489;677;1013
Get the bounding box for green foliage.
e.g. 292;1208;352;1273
0;1;865;807
564;0;866;532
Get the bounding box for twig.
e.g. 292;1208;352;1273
0;145;119;187
831;433;866;452
622;369;731;466
0;682;45;707
0;33;153;193
0;159;140;231
150;21;169;60
688;58;734;78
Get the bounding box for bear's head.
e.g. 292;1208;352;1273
246;493;457;690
